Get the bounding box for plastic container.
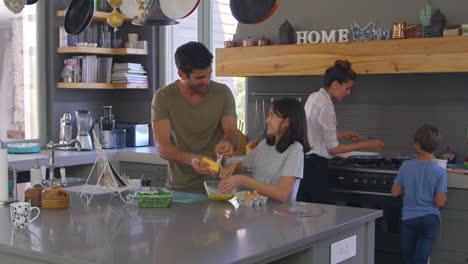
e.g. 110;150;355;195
137;189;172;208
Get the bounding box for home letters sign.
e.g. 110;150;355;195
296;29;350;44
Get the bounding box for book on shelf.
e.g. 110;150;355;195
62;56;113;83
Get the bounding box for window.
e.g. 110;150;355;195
162;0;245;133
0;3;45;143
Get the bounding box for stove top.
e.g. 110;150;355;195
328;158;399;174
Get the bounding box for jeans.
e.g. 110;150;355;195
401;214;440;264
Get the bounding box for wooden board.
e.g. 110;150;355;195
57;82;148;89
56;10;132;22
56;47;148;55
215;36;468;76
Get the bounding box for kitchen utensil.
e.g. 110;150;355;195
335;151;380;159
242;38;256;47
224;40;236;48
64;0;94;35
133;0;179;26
392;21;407;39
10;202;40;228
203;181;235;201
58;113;74;150
4;0;27;14
26;0;39;5
348;155;385;166
160;0;200;19
116;123;149;147
257;36;270;46
75;110;95;150
119;0;138;18
230;0;280;24
391;155;413;166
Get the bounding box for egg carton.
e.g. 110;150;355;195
235;191;268;207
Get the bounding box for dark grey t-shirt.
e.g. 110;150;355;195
151;80;236;193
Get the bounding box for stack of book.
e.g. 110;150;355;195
62;56;113;83
112;63;148;84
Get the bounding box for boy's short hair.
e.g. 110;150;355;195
414;124;440;153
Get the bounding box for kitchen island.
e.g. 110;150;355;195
0;192;382;264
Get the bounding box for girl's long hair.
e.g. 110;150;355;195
266;97;311;153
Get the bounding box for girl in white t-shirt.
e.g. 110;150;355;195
219;97;310;202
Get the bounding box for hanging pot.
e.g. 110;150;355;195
160;0;200;19
26;0;39;5
64;0;94;35
349;155;385;166
132;0;179;26
230;0;280;24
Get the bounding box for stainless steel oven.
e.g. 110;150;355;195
327;159;403;264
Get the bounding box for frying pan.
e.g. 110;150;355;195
64;0;94;35
230;0;280;24
349;155;385;166
391;155;413;166
26;0;39;5
160;0;200;19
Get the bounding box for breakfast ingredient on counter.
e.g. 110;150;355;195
206;190;234;201
137;189;172;208
201;158;221;172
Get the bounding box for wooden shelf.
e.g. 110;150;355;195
56;10;132;22
57;47;148;55
215;36;468;76
57;82;148;89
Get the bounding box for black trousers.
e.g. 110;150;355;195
296;154;329;203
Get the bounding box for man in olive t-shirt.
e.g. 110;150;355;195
151;42;238;193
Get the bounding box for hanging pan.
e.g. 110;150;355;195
26;0;39;5
132;0;179;26
230;0;280;24
64;0;94;35
160;0;200;19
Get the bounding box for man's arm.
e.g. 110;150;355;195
434;192;447;207
152;120;213;174
214;115;238;157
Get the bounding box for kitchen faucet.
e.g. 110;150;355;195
46;139;81;186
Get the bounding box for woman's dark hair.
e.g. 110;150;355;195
174;41;213;76
323;60;357;88
266;97;311;153
414;124;440;153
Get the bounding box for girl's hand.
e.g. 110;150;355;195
219;175;243;194
220;163;237;180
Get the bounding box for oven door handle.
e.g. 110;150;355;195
331;189;393;197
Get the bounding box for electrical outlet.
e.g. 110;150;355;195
330;235;356;264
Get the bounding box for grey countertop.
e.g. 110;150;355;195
0;192;382;264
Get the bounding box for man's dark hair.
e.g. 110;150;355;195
266;97;311;153
414;124;440;153
174;41;213;76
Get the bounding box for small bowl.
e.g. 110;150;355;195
464;161;468;169
204;181;235;201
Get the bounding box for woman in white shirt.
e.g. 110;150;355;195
296;60;385;203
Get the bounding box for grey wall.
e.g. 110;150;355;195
46;0;158;141
236;0;468;161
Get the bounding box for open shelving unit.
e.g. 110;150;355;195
56;82;148;89
215;36;468;76
56;47;148;55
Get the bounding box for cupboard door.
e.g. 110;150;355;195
432;209;468;254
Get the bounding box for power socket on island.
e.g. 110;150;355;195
330;235;356;264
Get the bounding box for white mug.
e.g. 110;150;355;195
10;202;40;229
